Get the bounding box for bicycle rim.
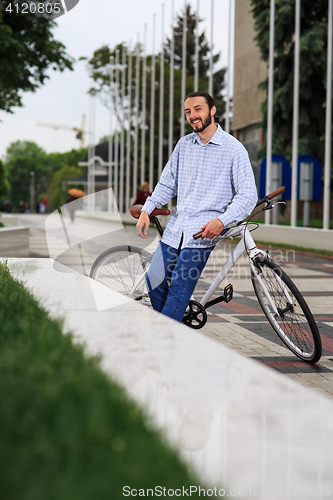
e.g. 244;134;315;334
89;245;152;305
251;256;322;363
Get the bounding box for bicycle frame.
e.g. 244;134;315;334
127;186;293;311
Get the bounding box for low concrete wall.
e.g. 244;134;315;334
255;224;333;252
0;226;30;257
0;213;19;227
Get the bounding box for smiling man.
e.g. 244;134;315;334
136;91;258;323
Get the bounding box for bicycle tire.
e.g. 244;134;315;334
251;255;322;363
89;245;152;306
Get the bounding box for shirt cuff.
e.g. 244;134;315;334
141;199;156;216
218;213;232;228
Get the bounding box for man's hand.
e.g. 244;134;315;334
200;218;224;239
136;210;150;239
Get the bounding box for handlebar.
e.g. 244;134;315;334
255;186;286;207
193;186;286;240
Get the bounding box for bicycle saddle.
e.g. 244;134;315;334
129;204;170;219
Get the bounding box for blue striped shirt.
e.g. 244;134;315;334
142;124;258;249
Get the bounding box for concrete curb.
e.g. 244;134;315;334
6;257;333;499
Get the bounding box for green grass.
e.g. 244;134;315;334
0;262;208;500
251;218;333;230
254;240;333;257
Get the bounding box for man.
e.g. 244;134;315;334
136;91;257;322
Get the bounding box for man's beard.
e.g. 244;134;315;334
190;113;212;133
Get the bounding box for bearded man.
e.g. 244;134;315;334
136;91;258;322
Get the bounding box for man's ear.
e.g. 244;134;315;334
211;106;217;119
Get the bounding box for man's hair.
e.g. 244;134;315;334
184;91;220;123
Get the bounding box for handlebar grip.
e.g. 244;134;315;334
267;186;286;200
193;230;204;240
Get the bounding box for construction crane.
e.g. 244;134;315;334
36;114;89;148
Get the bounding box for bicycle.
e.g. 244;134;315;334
90;186;322;364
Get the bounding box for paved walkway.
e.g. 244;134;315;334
10;211;333;399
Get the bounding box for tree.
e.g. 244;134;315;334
0;0;74;113
250;0;330;163
50;165;85;210
0;159;10;201
86;3;226;188
164;3;225;110
4;141;49;209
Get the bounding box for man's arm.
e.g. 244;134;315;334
137;141;180;238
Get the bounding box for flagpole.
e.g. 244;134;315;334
158;4;165;180
194;0;199;91
181;0;187;138
141;23;147;185
209;0;214;95
168;0;174;212
324;0;332;230
291;0;301;227
108;56;114;213
133;36;140;200
265;0;275;225
126;46;132;209
149;14;156;190
226;0;232;133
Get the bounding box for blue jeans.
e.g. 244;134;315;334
146;240;214;322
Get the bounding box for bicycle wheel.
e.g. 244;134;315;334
89;245;152;306
251;255;322;363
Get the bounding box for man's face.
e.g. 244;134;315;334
184;97;215;133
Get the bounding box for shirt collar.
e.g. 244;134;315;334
191;124;224;146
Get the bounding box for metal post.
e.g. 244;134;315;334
324;0;333;230
114;50;120;208
226;0;232;133
158;4;165;180
149;14;156;191
133;38;140;200
168;0;174;212
126;46;132;209
30;171;35;212
108;56;114;213
119;47;126;213
209;0;214;95
291;0;301;228
181;0;187;138
141;24;147;185
265;0;275;225
194;0;200;91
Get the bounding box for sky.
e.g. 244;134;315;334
0;0;233;159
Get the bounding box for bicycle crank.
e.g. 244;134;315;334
182;300;207;329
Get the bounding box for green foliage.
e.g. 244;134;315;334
0;159;10;200
0;1;74;113
250;0;330;163
0;262;203;499
4;141;49;209
3;142;87;211
50;164;84;210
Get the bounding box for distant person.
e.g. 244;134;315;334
66;195;77;222
18;201;25;213
132;181;152;206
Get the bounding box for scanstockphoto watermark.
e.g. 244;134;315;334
122;485;256;497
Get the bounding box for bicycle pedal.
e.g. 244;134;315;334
205;284;233;309
223;283;233;303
